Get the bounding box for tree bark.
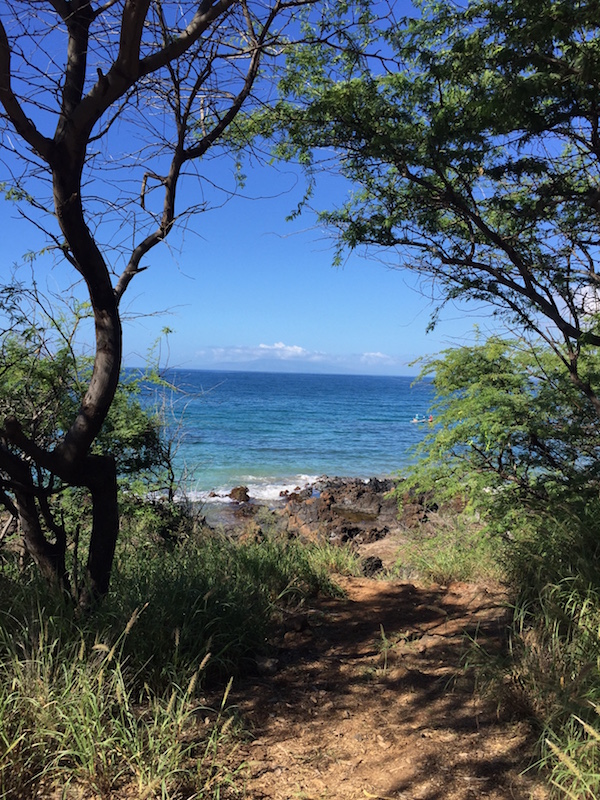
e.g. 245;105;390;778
14;482;68;592
77;455;119;607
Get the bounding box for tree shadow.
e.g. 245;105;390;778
226;578;546;800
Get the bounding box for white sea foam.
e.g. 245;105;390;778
183;474;320;506
247;475;320;502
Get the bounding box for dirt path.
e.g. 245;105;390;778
229;577;549;800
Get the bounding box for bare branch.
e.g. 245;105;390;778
0;19;53;160
139;0;237;77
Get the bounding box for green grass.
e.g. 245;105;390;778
452;508;600;797
391;512;501;585
499;578;600;798
0;603;240;799
108;528;356;686
385;498;600;796
545;709;600;799
0;519;353;799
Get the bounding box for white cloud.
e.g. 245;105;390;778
258;342;310;359
196;342;325;364
191;343;411;374
360;351;395;364
578;285;600;316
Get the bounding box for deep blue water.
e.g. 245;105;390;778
141;370;434;503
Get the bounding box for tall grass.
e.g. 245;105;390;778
0;522;352;798
545;708;600;799
488;509;600;797
384;494;600;796
109;528;351;687
0;602;239;799
392;511;501;584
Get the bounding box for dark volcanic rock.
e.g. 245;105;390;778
361;555;384;577
278;477;400;544
230;485;250;503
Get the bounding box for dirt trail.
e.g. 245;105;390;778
230;577;549;800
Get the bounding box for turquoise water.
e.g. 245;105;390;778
145;370;435;502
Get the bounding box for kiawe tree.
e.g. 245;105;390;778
0;0;332;604
264;0;600;407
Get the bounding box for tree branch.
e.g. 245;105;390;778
0;20;53;160
115;1;279;302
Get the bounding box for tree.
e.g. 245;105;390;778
260;0;600;408
403;335;600;520
0;306;177;549
0;0;335;604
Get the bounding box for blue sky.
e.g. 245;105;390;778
0;0;499;378
0;155;494;377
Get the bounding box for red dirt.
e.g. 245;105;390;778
229;576;549;800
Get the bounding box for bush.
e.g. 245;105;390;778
0;504;349;798
401;336;600;792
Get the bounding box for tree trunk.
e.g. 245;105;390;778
77;455;119;608
48;147;123;606
14;482;68;592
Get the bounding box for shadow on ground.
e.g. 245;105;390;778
226;577;548;800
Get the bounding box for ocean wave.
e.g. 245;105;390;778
183;474;320;506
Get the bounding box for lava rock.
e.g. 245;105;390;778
230;485;250;502
362;555;384;577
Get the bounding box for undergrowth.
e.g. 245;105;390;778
435;505;600;798
0;512;355;799
498;515;600;798
392;511;501;585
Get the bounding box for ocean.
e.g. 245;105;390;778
144;370;435;505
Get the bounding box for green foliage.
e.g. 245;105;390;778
0;325;171;483
0;334;82;450
262;0;600;355
0;321;182;572
0;181;34;204
409;334;600;792
401;336;600;537
95;375;166;480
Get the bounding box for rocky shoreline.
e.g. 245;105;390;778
204;475;436;552
277;476;399;544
